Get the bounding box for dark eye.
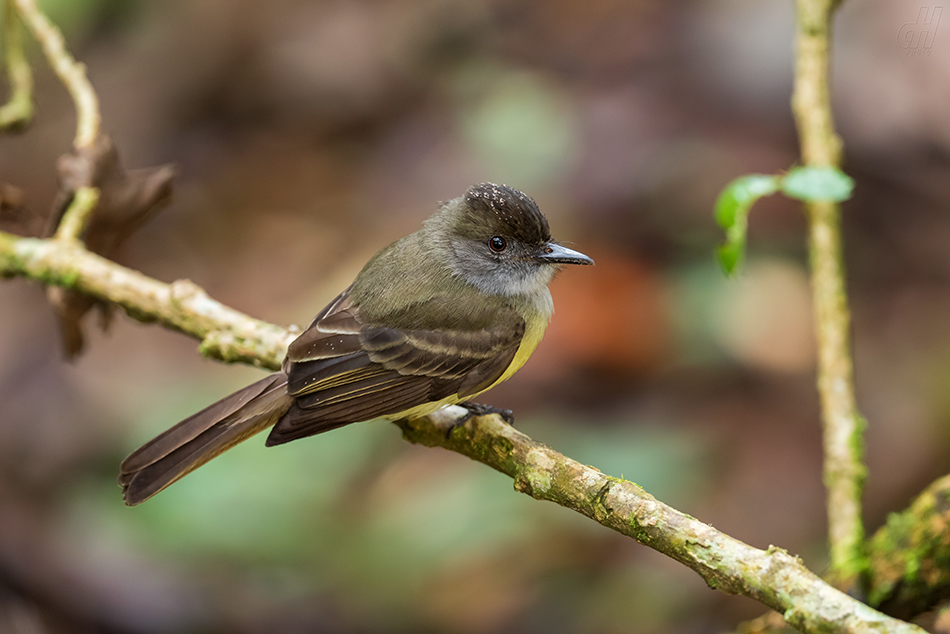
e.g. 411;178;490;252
489;236;507;252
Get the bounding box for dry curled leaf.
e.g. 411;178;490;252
45;134;176;359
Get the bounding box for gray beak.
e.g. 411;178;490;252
537;242;594;266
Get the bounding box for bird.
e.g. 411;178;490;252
119;183;593;505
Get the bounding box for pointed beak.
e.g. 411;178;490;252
536;242;594;266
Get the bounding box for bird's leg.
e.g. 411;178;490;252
461;402;515;424
445;402;515;438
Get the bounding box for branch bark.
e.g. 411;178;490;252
0;228;925;634
791;0;866;586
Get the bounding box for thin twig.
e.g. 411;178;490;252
11;0;98;148
0;228;925;634
51;185;98;242
0;0;33;131
12;0;102;242
791;0;866;586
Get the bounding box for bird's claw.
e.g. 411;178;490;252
445;402;515;438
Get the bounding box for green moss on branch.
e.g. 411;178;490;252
866;475;950;618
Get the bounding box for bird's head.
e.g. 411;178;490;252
430;183;593;299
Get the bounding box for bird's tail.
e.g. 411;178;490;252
119;373;291;506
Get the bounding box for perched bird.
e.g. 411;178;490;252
120;183;593;505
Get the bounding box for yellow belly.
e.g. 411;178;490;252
385;315;549;420
492;313;548;386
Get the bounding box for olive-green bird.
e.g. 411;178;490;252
119;183;593;505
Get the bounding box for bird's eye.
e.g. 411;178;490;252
489;236;507;252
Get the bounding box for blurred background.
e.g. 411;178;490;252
1;0;949;632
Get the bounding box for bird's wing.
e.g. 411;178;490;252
267;288;524;445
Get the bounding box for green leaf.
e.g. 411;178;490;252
713;174;780;275
714;174;780;230
716;242;742;275
781;166;854;202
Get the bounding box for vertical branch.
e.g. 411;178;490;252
0;0;33;131
791;0;866;586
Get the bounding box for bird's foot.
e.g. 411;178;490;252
462;402;515;425
445;402;515;438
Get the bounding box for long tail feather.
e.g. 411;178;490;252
119;373;291;506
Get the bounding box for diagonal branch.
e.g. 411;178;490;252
0;228;923;634
791;0;866;586
400;411;916;634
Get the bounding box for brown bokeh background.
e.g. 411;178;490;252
2;0;950;632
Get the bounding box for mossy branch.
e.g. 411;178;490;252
735;470;950;633
865;474;950;618
791;0;866;586
0;228;925;634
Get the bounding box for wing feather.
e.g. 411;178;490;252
267;379;436;445
286;352;372;394
270;288;526;445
